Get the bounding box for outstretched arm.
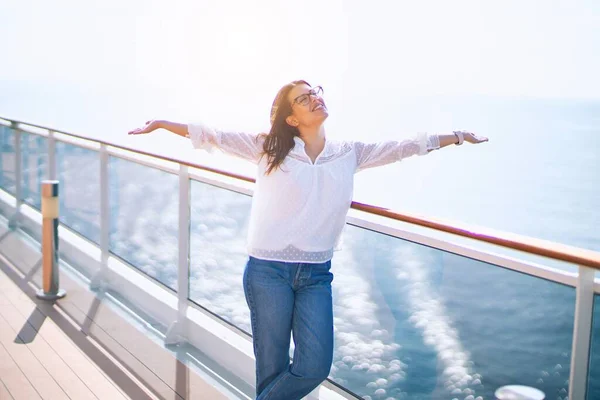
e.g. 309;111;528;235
354;131;488;173
128;120;264;164
128;120;188;137
440;131;488;147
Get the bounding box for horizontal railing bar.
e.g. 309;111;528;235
107;148;181;175
107;147;255;196
11;123;102;151
52;131;101;150
351;202;600;270
12;124;49;137
107;148;254;197
347;214;578;287
2;115;599;270
188;170;254;197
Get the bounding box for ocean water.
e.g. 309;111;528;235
1;87;599;400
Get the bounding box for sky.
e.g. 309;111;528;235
0;0;599;144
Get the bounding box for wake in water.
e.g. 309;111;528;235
392;245;483;400
331;240;406;399
328;226;484;400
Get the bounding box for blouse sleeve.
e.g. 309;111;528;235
188;122;264;164
353;133;440;173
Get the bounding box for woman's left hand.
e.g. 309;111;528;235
456;131;489;144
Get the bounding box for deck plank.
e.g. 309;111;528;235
0;379;14;400
0;341;42;400
0;309;69;400
0;269;132;400
0;301;98;400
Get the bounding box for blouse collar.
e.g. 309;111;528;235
291;135;331;161
293;135;305;148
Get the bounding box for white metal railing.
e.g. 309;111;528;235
0;116;598;400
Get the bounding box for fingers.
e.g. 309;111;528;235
473;134;488;143
463;132;488;144
128;127;149;135
128;120;154;135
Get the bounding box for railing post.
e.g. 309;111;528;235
48;130;56;180
36;180;66;300
8;121;22;230
36;136;44;195
91;144;109;290
0;125;4;188
568;266;595;400
22;132;30;204
166;164;190;345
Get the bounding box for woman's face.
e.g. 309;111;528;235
286;83;328;128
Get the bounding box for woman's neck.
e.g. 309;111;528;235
298;124;326;148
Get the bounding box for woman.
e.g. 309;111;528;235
128;80;488;400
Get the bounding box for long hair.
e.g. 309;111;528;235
259;80;310;175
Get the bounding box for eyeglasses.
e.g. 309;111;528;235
291;86;324;107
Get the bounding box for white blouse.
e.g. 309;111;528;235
188;123;440;263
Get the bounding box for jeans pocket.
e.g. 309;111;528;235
246;257;287;287
311;262;334;285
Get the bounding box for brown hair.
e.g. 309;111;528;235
258;80;310;175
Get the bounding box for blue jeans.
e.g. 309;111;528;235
243;256;334;400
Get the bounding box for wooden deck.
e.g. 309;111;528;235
0;225;241;400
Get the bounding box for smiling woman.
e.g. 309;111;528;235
127;79;488;400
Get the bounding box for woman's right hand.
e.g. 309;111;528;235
128;120;164;135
